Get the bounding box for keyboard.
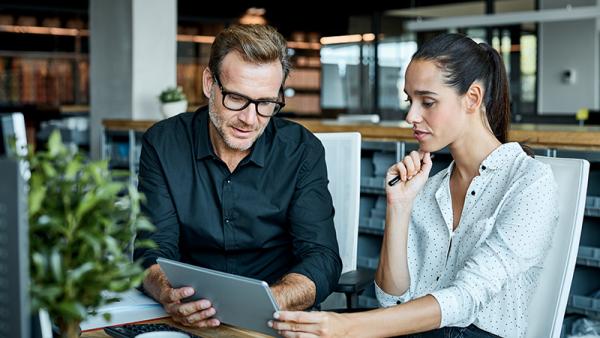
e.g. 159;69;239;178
104;323;205;338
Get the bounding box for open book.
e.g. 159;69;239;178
80;289;168;331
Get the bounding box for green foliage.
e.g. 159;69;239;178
159;86;187;103
27;131;155;329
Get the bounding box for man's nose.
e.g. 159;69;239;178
237;103;259;126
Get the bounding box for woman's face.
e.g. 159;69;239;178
404;59;469;153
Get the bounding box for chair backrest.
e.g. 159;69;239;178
526;156;590;338
314;132;361;274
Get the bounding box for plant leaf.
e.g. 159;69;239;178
67;262;95;281
47;130;63;157
49;248;63;282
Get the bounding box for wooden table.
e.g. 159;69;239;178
102;118;600;151
81;318;274;338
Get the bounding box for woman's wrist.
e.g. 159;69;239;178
386;199;414;215
344;312;369;337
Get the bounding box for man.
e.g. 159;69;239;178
134;24;342;329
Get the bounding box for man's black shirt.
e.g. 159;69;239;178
134;107;342;305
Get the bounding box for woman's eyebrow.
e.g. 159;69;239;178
414;90;438;96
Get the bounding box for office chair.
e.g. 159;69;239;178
526;156;590;338
314;132;374;310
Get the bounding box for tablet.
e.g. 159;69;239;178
157;257;280;336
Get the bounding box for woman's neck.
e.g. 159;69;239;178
449;124;502;181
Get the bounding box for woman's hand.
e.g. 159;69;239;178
386;151;432;204
269;311;356;338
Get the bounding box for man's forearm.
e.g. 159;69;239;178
270;273;316;310
143;264;171;302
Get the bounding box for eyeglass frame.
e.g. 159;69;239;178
212;74;286;117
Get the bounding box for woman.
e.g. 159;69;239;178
270;33;558;337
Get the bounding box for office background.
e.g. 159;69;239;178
1;0;600;336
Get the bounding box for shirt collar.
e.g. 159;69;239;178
441;142;523;178
195;106;215;160
480;142;523;171
194;105;273;168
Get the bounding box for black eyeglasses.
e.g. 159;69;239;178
213;75;285;117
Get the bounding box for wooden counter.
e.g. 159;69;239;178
82;318;272;338
102;118;600;151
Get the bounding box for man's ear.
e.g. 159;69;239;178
465;82;484;114
202;68;213;99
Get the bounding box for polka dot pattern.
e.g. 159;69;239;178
375;142;559;337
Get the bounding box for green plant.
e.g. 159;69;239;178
27;131;155;338
159;86;187;103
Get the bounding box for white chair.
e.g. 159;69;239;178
526;156;590;338
314;132;371;310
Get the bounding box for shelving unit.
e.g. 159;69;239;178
1;23;324;118
284;45;322;116
0;25;89;107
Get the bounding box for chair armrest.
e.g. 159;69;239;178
334;268;374;294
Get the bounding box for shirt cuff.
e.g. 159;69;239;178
140;255;159;270
430;287;462;328
374;281;411;307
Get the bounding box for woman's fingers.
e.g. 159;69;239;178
409;151;422;176
270;311;325;337
387;150;434;188
280;331;318;338
270;321;321;334
274;311;323;324
403;155;416;178
386;162;408;182
421;152;433;176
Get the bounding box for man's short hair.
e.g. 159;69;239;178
208;24;291;84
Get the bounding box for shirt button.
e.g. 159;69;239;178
482;165;487;170
436;276;440;281
471;190;476;196
396;300;401;305
224;219;230;223
226;179;231;184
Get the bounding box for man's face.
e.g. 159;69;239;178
204;52;284;152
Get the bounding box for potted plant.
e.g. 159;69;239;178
159;86;188;118
27;131;155;338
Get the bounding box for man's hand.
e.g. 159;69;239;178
143;264;220;328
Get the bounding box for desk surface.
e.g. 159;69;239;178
81;318;273;338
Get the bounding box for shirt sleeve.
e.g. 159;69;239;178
430;167;559;328
133;130;181;269
375;280;412;307
285;141;343;306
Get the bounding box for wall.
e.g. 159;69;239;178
538;0;599;114
89;0;177;159
132;0;177;120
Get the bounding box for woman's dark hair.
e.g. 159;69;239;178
412;33;532;156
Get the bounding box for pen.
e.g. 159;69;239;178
387;154;434;186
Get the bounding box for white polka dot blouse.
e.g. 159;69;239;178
375;142;559;338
